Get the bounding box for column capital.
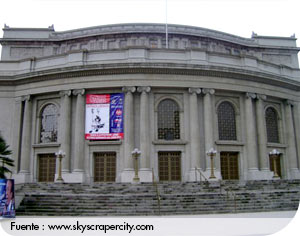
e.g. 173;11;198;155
202;88;215;95
137;86;151;93
15;96;23;103
122;86;136;93
59;90;72;97
72;89;85;96
284;99;294;106
246;92;256;99
188;87;201;95
256;94;267;101
21;95;31;102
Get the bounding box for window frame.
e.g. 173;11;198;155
216;100;238;141
265;106;281;144
38;102;60;144
154;95;184;142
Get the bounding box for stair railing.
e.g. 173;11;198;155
194;167;209;186
152;168;161;215
221;182;237;213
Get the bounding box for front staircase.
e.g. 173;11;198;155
16;180;300;216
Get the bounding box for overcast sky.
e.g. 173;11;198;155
1;0;300;61
0;0;299;38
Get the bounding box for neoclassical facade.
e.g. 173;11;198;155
0;23;300;184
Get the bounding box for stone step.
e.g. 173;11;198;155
17;207;296;217
16;180;300;216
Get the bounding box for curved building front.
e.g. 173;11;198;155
0;23;300;184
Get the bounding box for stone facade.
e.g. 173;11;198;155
0;23;300;184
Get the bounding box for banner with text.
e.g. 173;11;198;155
85;94;124;140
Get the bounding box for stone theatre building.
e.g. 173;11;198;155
0;23;300;184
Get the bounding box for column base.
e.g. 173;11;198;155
54;174;64;183
138;168;153;182
247;169;261;180
288;168;300;179
12;171;31;184
120;168;135;183
203;169;222;181
256;169;274;180
60;170;85;183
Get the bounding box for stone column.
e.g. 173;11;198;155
188;88;202;180
245;93;260;179
59;90;72;173
203;89;215;152
294;102;300;171
121;86;136;182
203;88;219;179
284;100;300;178
19;95;32;182
11;97;23;175
137;86;152;182
255;94;272;179
72;89;85;182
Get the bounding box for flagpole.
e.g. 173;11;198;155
165;0;168;49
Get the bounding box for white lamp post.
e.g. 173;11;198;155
206;148;217;179
55;150;65;182
269;149;280;178
131;148;141;182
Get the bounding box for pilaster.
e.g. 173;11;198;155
18;95;32;183
188;88;202;181
284;100;300;179
294;102;300;172
120;86;136;182
72;89;85;182
59;90;72;175
255;94;273;179
202;88;221;180
245;92;260;180
137;86;152;182
11;97;23;174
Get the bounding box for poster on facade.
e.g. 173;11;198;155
0;179;15;218
85;93;124;140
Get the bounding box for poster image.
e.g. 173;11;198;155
0;179;15;218
85;94;124;140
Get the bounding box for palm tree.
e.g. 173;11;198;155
0;135;14;179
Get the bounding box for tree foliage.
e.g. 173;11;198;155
0;135;14;179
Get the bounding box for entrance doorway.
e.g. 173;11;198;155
158;151;181;181
94;152;116;182
38;153;56;182
220;152;239;180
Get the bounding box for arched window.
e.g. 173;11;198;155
265;107;279;143
157;99;180;140
40;104;58;143
217;101;237;140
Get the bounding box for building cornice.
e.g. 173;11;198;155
1;23;298;50
0;62;300;91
